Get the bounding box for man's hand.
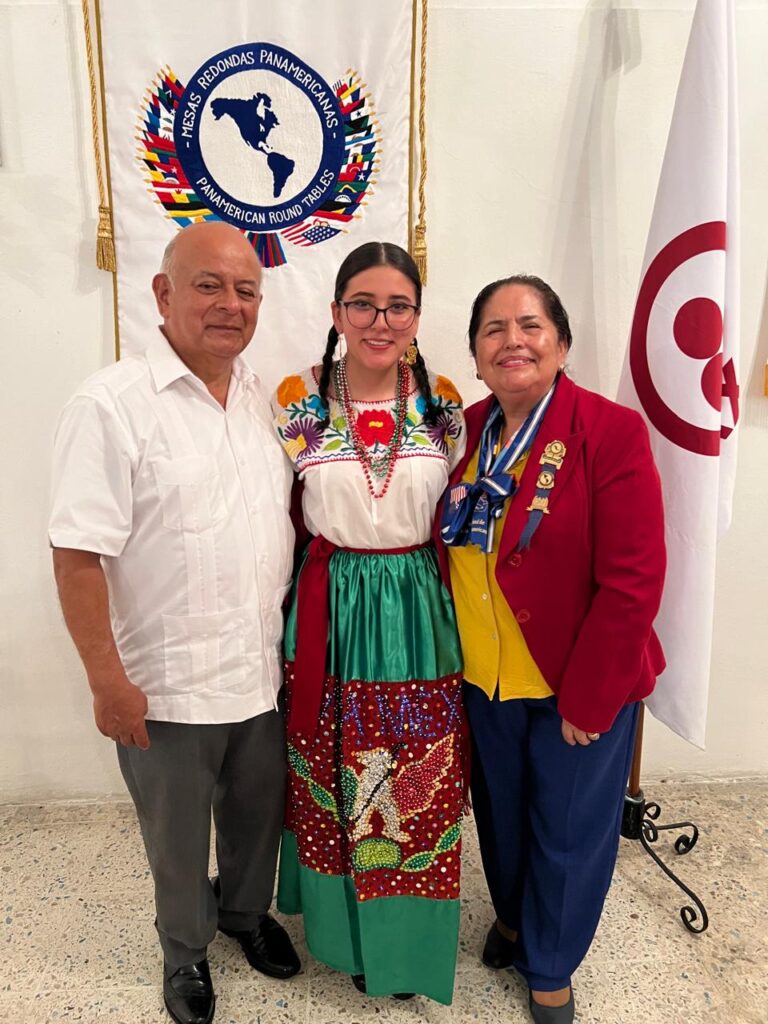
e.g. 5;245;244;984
561;718;602;747
52;548;150;750
92;673;150;749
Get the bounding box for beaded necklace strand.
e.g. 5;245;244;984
334;357;409;499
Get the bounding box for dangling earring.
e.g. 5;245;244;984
338;332;346;358
403;339;418;366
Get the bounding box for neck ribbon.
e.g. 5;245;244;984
440;379;557;553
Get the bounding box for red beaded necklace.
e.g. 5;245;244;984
334;357;409;500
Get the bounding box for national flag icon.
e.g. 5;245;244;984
283;220;342;247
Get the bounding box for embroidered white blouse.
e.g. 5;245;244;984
272;364;466;549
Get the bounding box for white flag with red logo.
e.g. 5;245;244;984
617;0;740;747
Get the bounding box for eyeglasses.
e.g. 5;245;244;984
340;300;420;331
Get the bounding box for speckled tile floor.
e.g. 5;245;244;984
1;780;766;1024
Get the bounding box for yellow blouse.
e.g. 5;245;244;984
447;447;553;701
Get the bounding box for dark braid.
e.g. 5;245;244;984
317;325;340;429
411;343;440;426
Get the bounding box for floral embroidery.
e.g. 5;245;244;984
356;409;396;447
277;374;308;407
435;375;462;405
282;416;324;461
425;409;462;455
273;366;464;471
304;393;326;417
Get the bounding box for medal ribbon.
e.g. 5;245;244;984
516;439;567;551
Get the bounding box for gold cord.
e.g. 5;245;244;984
82;0;116;272
412;0;429;284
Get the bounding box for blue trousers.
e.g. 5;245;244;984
464;687;638;991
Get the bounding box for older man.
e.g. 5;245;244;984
50;222;299;1024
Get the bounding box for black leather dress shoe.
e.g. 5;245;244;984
163;959;215;1024
482;921;518;969
219;915;301;979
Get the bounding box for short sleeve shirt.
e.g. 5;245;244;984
49;331;295;724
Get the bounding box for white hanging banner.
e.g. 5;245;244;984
617;0;740;747
96;0;416;387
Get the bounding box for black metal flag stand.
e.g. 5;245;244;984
620;706;709;933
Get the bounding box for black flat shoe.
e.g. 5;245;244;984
528;988;575;1024
482;921;518;969
351;974;414;999
163;959;215;1024
219;915;301;979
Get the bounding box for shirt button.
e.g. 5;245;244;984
510;553;523;567
516;608;531;624
481;593;489;601
491;632;497;641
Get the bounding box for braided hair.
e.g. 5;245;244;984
409;346;440;426
318;241;440;427
317;324;340;429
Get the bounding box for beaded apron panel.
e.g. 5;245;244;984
285;666;464;904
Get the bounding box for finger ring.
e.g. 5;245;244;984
587;732;600;741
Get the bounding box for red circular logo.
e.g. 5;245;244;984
630;221;739;456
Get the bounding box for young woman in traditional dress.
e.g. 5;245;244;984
272;242;466;1004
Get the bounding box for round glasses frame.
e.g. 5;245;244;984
340;300;420;331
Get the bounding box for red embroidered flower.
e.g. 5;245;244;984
356;409;396;447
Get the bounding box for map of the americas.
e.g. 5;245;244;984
210;92;295;199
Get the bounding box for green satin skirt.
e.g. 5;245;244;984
278;544;464;1004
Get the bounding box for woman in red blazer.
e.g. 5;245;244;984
434;275;665;1024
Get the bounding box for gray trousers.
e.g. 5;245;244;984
117;705;286;967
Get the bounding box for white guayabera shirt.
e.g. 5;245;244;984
49;331;294;724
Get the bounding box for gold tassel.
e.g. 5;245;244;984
413;222;427;283
82;0;116;274
96;203;116;272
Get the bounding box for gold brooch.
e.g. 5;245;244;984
536;469;556;490
526;441;567;514
541;440;566;468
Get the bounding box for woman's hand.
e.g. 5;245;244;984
561;718;602;746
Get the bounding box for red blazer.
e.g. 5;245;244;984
433;374;666;733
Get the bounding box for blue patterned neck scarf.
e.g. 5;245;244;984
441;380;557;554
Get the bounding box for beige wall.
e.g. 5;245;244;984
1;0;766;800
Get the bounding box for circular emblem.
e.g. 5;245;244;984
629;221;739;456
173;43;345;232
139;53;380;266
